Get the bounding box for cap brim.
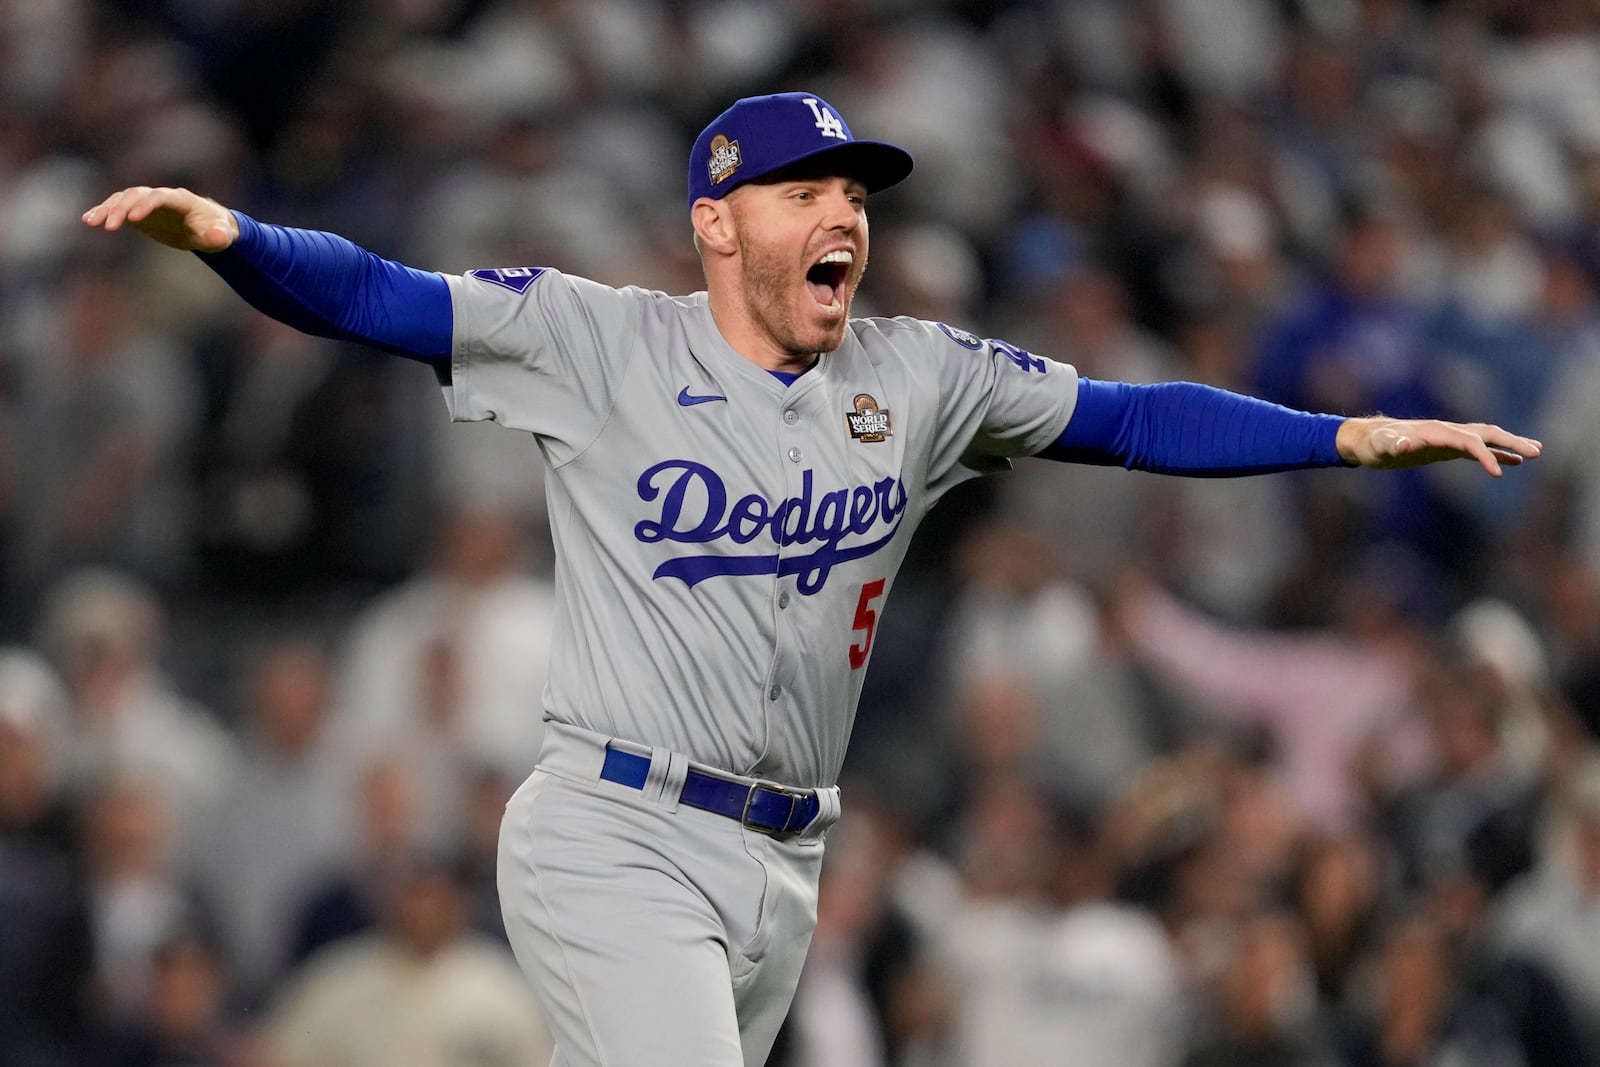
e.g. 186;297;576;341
759;140;914;195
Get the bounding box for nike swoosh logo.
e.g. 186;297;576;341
677;387;726;407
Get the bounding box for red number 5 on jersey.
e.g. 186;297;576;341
849;579;887;670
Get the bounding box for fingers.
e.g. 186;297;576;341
1392;420;1543;477
1417;421;1503;476
82;186;148;231
81;186;187;231
1448;422;1501;476
1439;422;1542;477
1489;448;1526;468
1468;434;1503;478
1474;424;1542;460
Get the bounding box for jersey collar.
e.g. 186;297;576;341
686;294;836;405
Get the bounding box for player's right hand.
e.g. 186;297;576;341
82;186;238;253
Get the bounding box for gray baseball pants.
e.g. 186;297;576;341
498;721;841;1066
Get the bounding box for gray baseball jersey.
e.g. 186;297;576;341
441;266;1079;789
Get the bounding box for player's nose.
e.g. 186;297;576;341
818;183;861;231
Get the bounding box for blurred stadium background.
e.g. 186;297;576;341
4;1;1600;1065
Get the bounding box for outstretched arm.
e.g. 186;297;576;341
1041;378;1539;477
83;186;452;363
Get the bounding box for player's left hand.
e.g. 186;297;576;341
1335;416;1541;477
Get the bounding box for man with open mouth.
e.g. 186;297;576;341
84;89;1539;1067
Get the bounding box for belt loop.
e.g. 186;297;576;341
657;749;689;813
802;785;842;840
642;746;669;802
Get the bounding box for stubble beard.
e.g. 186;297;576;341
735;217;863;358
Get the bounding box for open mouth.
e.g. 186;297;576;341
805;250;852;313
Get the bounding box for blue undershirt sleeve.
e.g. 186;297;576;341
1038;377;1350;476
195;211;453;363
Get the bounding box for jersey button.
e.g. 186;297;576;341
768;685;781;701
778;592;791;609
787;447;803;463
783;409;799;424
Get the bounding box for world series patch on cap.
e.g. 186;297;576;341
688;92;914;209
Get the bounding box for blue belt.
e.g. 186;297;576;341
599;746;820;837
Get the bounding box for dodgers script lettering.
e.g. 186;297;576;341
634;461;909;595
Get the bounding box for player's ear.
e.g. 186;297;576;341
691;198;737;257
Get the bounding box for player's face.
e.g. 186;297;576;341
728;173;869;357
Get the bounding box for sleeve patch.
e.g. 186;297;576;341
936;321;984;349
468;267;549;294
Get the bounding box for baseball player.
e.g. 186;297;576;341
85;91;1539;1067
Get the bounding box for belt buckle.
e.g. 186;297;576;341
741;779;808;837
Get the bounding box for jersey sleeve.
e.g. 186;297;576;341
915;320;1080;495
441;267;644;461
197;213;453;362
1040;378;1349;475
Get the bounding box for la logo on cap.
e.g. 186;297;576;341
802;97;847;141
708;134;741;185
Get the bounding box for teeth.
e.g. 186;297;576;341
817;250;853;265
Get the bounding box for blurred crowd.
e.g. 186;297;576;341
5;0;1600;1065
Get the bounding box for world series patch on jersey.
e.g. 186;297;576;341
845;394;891;442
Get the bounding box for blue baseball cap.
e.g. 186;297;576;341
688;91;914;210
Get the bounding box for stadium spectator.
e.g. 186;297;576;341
78;775;212;1028
336;502;557;797
287;753;427;970
0;648;94;1067
192;637;355;1004
1489;758;1600;1060
38;568;237;851
267;849;552;1067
